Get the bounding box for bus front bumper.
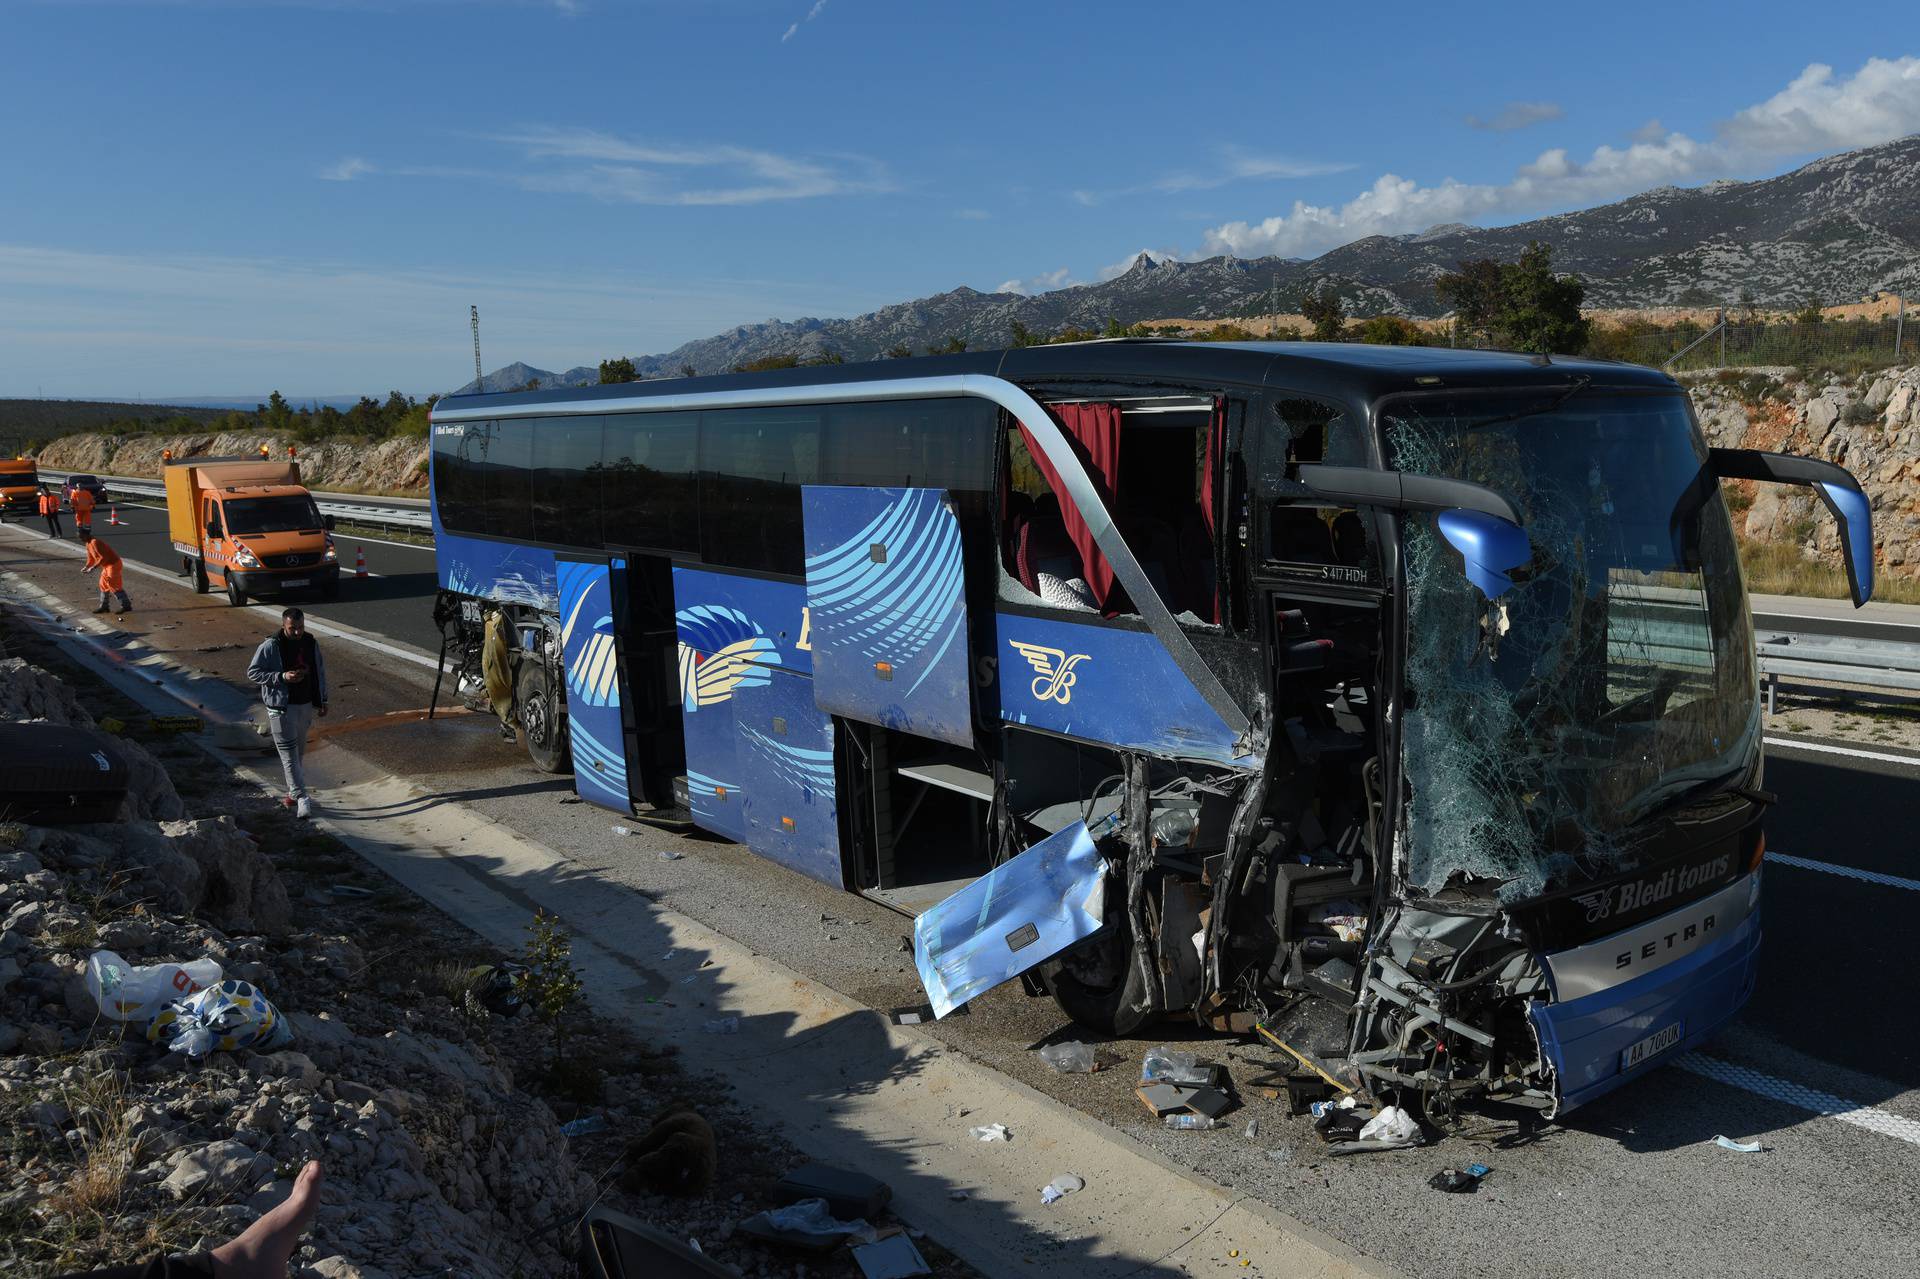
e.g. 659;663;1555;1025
1528;870;1762;1116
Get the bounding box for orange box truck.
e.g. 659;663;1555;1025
0;457;41;520
164;456;339;606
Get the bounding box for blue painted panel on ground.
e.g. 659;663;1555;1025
913;820;1106;1018
801;485;974;749
992;611;1251;768
556;557;630;813
434;525;559;613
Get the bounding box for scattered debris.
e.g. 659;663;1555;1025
147;978;293;1057
1356;1105;1420;1146
702;1015;740;1034
330;883;376;898
852;1233;933;1279
776;1162;892;1220
559;1114;610;1137
1715;1135;1764;1153
1037;1040;1099;1074
1428;1163;1492;1193
1244;1117;1259;1139
84;949;222;1021
657;848;684;861
947;1189;970;1201
1039;1172;1084;1205
968;1124;1011;1142
1164;1114;1218;1131
736;1198;878;1252
611;824;634;836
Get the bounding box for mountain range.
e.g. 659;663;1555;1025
452;134;1920;394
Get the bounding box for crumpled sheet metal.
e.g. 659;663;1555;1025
912;820;1106;1019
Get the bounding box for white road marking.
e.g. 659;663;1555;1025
1764;736;1920;767
1766;852;1920;893
1676;1053;1920;1147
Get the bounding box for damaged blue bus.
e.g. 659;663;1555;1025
426;342;1874;1118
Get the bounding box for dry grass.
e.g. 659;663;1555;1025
1735;536;1920;606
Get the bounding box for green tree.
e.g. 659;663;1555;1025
884;343;914;358
1435;241;1588;354
1009;320;1039;348
1434;258;1506;344
925;336;968;355
1793;297;1825;326
1738;287;1759;323
599;357;638;384
1299;285;1346;342
1354;315;1427;346
262;391;294;434
679;363;698;379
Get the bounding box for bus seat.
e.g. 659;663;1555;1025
1019;495;1097;611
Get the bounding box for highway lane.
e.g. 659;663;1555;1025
11;497;447;653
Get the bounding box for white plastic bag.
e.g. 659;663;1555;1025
1037;1041;1098;1074
1357;1104;1419;1146
85;950;222;1023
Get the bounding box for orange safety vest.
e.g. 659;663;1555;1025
71;489;95;519
38;492;57;516
84;541;124;592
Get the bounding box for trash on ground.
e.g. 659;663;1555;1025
329;884;376;898
1357;1105;1419;1146
475;962;527;1016
1164;1114;1218;1131
776;1162;892;1220
1039;1172;1084;1205
1244;1117;1259;1139
1037;1041;1099;1074
948;1189;969;1201
611;824;633;836
851;1233;932;1279
148;978;293;1057
702;1016;740;1034
84;950;222;1022
1136;1082;1200;1116
1282;1074;1336;1116
1428;1163;1492;1193
968;1124;1010;1142
559;1114;609;1137
1141;1045;1221;1087
736;1198;877;1252
1714;1135;1764;1153
657;848;684;860
892;1004;936;1025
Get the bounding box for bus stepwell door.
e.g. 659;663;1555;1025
800;486;975;749
557;556;633;812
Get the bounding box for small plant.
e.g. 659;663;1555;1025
1841;400;1879;427
514;910;584;1049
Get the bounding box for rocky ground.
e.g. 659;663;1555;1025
34;432;428;498
0;611;970;1278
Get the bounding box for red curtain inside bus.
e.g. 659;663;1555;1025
1019;402;1121;607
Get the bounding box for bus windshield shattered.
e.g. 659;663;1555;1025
1387;391;1759;901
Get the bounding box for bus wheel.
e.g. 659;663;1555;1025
191;559;209;594
1044;929;1153;1037
226;576;248;607
516;663;572;774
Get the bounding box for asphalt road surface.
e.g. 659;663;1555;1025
6;523;1920;1278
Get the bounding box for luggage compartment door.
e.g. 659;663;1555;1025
557;556;632;813
801;485;975;748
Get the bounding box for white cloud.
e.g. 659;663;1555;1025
1203;55;1920;260
1075;147;1352;205
463;126;891;205
996;267;1073;296
781;0;826;42
318;156;373;182
1466;101;1564;132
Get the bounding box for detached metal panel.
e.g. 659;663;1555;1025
802;486;975;748
557;558;631;812
736;669;842;888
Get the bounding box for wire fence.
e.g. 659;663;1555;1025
1611;311;1916;374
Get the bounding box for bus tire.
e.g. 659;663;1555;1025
191;559;209;594
226;576;247;607
1044;931;1154;1037
516;662;571;775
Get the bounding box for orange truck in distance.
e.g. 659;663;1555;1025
0;457;41;520
163;456;339;606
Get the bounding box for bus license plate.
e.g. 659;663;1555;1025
282;578;308;588
1622;1022;1683;1071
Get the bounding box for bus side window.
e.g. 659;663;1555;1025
531;414;605;549
432;419;490;535
698;407;821;576
603;411;698;555
1263;395;1378;580
486;419;534;542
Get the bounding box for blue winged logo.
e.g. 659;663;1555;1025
1008;640;1090;705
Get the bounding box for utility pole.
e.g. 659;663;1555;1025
470;305;483;389
1897;295;1907;361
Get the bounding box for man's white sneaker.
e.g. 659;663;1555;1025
296;797;313;820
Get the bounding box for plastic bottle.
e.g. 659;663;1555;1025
1163;1114;1218;1131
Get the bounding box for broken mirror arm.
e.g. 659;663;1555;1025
1289;465;1532;599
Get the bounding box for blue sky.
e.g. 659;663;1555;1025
2;0;1916;399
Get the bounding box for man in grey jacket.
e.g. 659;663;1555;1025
247;608;329;818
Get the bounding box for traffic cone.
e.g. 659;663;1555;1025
106;505;123;526
354;547;368;578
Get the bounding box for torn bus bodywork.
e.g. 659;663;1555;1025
914;358;1875;1122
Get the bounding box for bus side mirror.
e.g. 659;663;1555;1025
1707;449;1875;608
1292;464;1531;599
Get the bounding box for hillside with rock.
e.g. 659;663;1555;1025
34;432;430;497
453;134;1920;384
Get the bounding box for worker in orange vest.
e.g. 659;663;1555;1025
69;485;95;541
36;485;64;539
82;535;131;615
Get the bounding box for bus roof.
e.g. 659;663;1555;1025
432;341;1679;421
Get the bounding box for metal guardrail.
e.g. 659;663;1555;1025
37;468;432;532
1757;629;1920;710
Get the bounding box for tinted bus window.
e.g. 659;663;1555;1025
699;408;821;575
822;399;994;494
532;415;605;549
604;411;698;553
432;421;487;533
487;419;534;541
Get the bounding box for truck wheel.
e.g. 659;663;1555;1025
191;559;209;594
516;662;571;774
226;575;248;607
